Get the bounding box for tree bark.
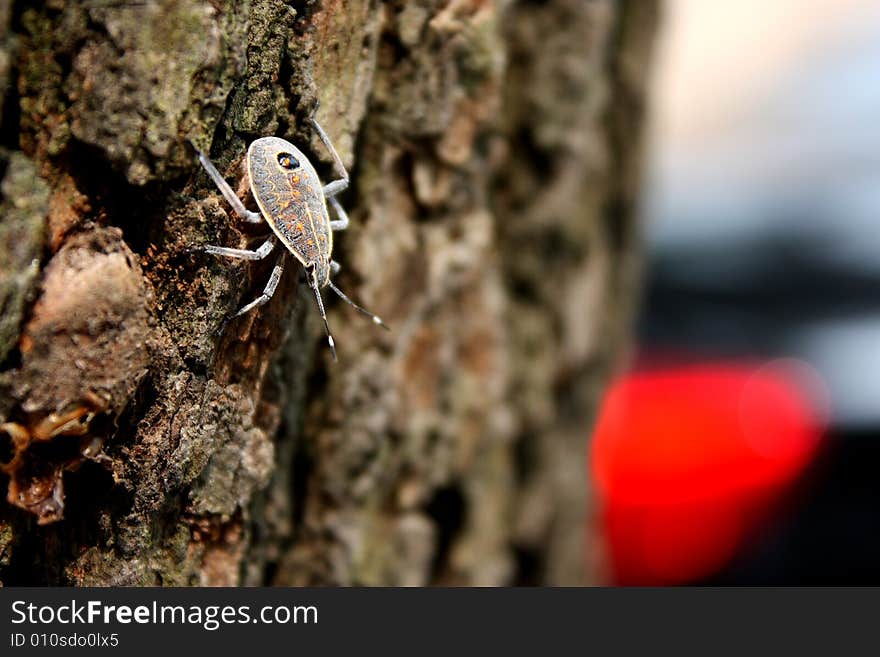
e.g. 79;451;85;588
0;0;656;586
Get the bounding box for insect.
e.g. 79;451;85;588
193;115;388;360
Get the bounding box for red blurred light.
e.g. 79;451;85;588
591;361;825;585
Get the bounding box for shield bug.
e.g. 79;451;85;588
192;115;388;360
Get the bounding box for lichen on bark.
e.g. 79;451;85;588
0;0;656;585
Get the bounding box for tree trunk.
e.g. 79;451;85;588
0;0;656;586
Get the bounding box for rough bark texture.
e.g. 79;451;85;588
0;0;656;585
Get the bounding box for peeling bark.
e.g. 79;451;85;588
0;0;656;585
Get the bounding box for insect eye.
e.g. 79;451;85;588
277;152;299;169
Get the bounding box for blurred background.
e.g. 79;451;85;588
591;0;880;584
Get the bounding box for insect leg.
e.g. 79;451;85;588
310;117;350;199
326;269;390;330
329;197;350;232
192;144;263;224
203;236;275;261
233;255;285;317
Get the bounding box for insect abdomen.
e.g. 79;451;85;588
247;137;332;266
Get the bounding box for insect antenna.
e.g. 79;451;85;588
308;275;338;361
328;281;390;331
